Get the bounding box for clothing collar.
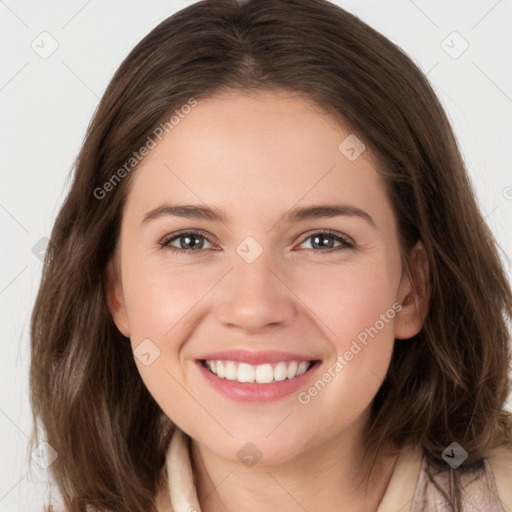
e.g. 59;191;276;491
158;426;423;512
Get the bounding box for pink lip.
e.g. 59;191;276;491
197;349;317;365
196;359;322;403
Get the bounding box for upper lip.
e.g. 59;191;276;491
198;349;319;365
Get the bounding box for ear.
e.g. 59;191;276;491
105;257;130;338
394;240;430;340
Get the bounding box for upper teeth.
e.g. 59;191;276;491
205;360;311;384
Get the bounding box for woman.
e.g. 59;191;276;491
29;0;512;510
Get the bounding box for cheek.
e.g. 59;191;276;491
120;262;215;422
123;258;215;343
121;260;220;406
289;259;399;349
289;259;398;412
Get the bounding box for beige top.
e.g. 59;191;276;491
155;427;512;512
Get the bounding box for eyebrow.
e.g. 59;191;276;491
141;203;376;228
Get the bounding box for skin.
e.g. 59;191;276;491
106;90;429;512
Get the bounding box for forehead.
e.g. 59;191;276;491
122;90;390;229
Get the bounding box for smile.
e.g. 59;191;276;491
196;350;322;402
202;359;312;384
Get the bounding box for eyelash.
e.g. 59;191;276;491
159;229;355;256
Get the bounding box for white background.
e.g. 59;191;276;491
1;0;511;510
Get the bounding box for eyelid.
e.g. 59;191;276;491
296;229;355;248
159;228;356;254
159;228;215;248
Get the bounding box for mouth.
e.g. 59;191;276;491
195;352;322;402
200;359;317;384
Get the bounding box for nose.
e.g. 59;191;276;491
214;247;297;335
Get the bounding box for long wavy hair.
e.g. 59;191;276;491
29;0;512;510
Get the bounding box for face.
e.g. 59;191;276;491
107;90;427;465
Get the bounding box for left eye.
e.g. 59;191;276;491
298;231;354;251
159;230;354;255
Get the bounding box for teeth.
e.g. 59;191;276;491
297;361;309;376
274;362;287;381
238;363;255;383
255;363;274;384
286;361;298;379
225;362;237;380
216;361;226;378
204;359;313;383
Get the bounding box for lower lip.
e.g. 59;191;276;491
196;360;321;402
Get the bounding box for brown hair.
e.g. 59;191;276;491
29;0;512;510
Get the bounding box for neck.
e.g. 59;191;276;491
189;420;399;512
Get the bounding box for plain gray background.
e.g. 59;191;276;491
1;1;511;510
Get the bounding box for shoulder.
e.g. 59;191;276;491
377;444;423;512
486;444;512;510
411;444;512;512
154;468;174;512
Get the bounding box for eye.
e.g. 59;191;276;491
159;230;215;255
298;230;354;253
159;229;355;256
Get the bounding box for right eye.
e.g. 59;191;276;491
159;230;216;255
